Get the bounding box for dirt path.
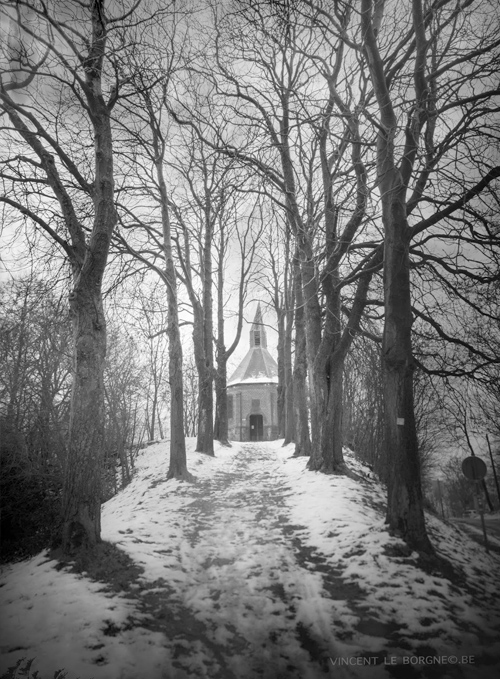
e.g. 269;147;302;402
123;443;369;679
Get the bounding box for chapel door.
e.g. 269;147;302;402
249;414;264;441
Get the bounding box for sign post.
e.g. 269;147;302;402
461;456;489;554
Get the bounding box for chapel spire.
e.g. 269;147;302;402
250;303;267;348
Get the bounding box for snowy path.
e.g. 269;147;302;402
108;443;356;678
2;439;500;679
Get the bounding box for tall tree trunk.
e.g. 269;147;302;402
196;202;215;455
214;264;229;446
382;202;431;550
321;358;344;470
292;256;311;457
162;213;190;480
150;383;158;441
278;114;323;451
166;301;189;479
362;0;432;552
276;307;286;438
196;364;214;455
192;300;214;456
62;283;107;551
1;0;203;546
307;159;344;472
179;222;214;455
214;351;229;445
147;102;191;481
157;400;164;439
283;296;295;445
308;277;345;472
214;219;246;445
61;2;117;552
298;247;323;449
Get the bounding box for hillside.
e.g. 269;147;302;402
1;440;499;679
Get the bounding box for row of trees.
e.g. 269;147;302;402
1;0;499;556
0;273;194;557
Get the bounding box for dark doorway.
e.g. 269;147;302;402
249;414;264;441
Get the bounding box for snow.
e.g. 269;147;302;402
453;519;500;550
0;552;168;678
227;375;279;386
1;439;499;679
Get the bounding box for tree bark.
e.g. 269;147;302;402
214;218;247;445
214;253;230;445
306;112;344;472
361;0;432;552
61;1;117;552
146;99;191;481
308;278;345;471
276;307;286;438
176;209;214;455
162;208;190;480
382;218;431;550
283;291;295;445
214;349;229;445
192;299;214;456
166;294;189;480
62;282;107;551
1;31;114;551
195;195;215;455
292;256;311;457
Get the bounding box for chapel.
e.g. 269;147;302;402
226;304;279;442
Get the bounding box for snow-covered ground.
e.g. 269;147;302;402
1;440;499;678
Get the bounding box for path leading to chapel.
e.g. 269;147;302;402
3;440;498;678
117;443;365;679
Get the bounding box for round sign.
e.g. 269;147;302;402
461;456;487;480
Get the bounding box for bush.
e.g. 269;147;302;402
0;422;63;563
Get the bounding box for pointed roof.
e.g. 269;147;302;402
250;303;267;348
227;304;278;387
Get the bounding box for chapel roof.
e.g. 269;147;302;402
227;304;278;387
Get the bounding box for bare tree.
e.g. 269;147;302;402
145;87;192;480
169;2;376;472
343;335;384;471
103;327;146;495
0;275;71;464
253;204;295;443
0;276;70;559
358;0;500;550
0;0;146;551
183;351;199;438
292;250;311;456
167;129;239;456
213;191;263;445
130;287;169;442
107;5;196;480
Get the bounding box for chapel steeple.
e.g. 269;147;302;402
250;303;267;349
227;303;277;387
226;302;279;441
